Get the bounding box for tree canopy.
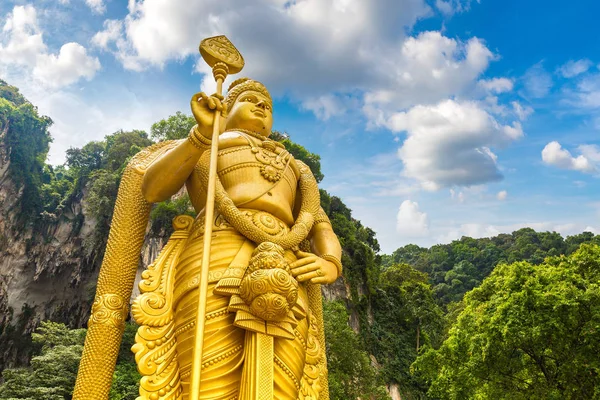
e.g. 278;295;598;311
413;244;600;399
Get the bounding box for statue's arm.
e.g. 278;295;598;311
142;130;207;203
143;92;225;203
309;208;343;280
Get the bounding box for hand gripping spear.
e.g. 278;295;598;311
190;35;244;399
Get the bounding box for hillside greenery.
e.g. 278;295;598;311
2;80;600;399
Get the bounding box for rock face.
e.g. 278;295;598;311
0;128;165;370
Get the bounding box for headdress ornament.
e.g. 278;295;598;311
224;77;272;108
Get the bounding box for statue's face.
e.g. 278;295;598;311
225;90;273;136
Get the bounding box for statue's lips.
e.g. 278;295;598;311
252;109;266;117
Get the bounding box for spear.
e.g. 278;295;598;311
189;35;244;399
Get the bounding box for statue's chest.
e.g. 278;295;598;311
216;143;299;201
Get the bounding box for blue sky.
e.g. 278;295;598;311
1;0;600;253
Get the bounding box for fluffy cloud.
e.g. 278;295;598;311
435;0;478;16
0;5;100;88
92;0;499;108
541;141;596;173
301;95;347;121
33;43;100;88
496;190;507;200
477;77;513;94
92;19;123;49
511;101;534;120
386;99;522;188
95;0;431;94
86;0;106;14
364;31;495;110
396;200;429;236
571;73;600;109
557;59;593;78
523;62;553;98
0;5;46;67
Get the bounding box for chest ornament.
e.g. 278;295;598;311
251;140;291;182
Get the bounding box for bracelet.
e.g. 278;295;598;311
321;254;343;276
188;125;212;150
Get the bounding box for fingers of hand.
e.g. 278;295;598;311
310;277;329;284
296;270;321;282
290;263;319;277
289;256;317;270
295;250;313;259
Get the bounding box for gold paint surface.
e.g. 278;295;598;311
74;38;342;400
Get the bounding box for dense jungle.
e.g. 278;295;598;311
0;79;598;399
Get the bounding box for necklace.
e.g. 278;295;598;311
224;128;267;141
224;128;285;149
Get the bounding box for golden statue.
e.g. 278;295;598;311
73;36;342;400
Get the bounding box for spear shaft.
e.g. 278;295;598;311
189;36;244;399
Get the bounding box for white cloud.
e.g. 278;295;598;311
477;77;513;94
396;200;429;236
435;0;478;16
0;5;100;88
523;62;552;98
450;189;466;203
33;43;100;88
364;31;495;110
578;144;600;163
541;141;596;173
0;5;46;67
386;99;522;188
511;101;534;120
96;0;431;94
557;59;593;78
301;95;346;120
92;20;123;49
496;190;507;200
572;73;600;109
86;0;106;14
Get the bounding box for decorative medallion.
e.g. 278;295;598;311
252;146;288;182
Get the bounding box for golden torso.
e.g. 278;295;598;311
187;131;300;225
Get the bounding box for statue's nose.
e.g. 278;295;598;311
256;100;267;109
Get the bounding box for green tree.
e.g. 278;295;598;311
324;301;390;400
150;111;196;141
0;321;140;400
413;244;600;399
0;322;85;400
0;84;53;219
369;264;443;396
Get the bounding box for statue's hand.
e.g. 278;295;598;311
290;250;338;284
190;92;225;138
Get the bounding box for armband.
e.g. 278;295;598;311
321;253;343;276
188;125;212;150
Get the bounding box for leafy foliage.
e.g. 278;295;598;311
0;322;139;400
272;130;324;183
150;111;196;141
324;301;390;400
149;193;196;236
0;82;52;219
384;228;600;306
413;244;600;399
0;322;85;400
369;264;443;395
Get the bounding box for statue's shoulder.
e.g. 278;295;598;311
129;140;183;173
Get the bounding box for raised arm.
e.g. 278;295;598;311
142;92;224;203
